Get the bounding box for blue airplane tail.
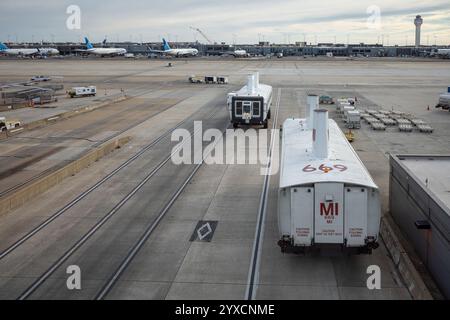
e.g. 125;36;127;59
84;37;94;49
0;42;8;51
162;38;171;51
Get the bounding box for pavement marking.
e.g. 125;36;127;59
190;221;218;242
16;109;220;300
0;104;221;262
245;87;282;300
9;128;24;134
95;121;230;300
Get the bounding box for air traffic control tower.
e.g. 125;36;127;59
414;15;423;48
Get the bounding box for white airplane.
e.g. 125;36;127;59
220;49;249;58
150;39;198;57
37;48;60;56
431;49;450;58
233;49;248;57
81;37;127;56
0;42;39;56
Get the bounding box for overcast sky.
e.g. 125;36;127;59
1;0;449;45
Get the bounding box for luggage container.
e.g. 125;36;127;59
205;76;217;84
345;110;361;129
342;105;355;119
217;76;229;84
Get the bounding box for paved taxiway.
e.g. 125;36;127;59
0;58;449;299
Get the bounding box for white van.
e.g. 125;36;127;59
68;86;97;98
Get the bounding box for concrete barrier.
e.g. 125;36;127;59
380;215;433;300
0;136;131;217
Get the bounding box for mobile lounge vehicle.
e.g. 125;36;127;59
278;95;381;254
227;72;272;128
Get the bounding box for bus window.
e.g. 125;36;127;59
235;101;243;116
252;102;260;117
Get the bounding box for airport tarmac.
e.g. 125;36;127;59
0;58;449;300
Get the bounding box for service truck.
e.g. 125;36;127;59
31;75;51;82
0;117;21;132
320;95;334;104
68;86;97;98
436;87;450;111
189;75;204;84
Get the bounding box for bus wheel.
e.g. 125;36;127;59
233;123;239;129
267;110;271;119
263;121;268;129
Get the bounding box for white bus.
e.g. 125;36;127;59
227;73;272;129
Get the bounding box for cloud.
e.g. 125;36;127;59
0;0;449;44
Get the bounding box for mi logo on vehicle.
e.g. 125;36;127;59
320;202;339;224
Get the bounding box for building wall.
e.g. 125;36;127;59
390;155;450;298
16;42;445;57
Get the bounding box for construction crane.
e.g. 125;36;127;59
190;27;213;44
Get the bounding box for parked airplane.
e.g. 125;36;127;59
81;37;127;56
233;49;248;57
431;49;450;58
37;48;60;56
0;42;38;56
149;39;198;57
219;49;249;58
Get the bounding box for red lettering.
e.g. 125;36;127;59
320;203;339;216
320;203;334;216
303;165;316;172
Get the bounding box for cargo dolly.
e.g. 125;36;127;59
371;122;387;131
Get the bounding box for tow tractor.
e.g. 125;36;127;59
345;130;355;143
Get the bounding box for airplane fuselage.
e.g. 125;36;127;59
1;48;39;56
430;49;450;58
234;50;248;57
38;48;60;55
86;48;127;56
165;48;198;57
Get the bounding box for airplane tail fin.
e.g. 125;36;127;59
0;42;8;51
84;37;94;49
162;38;171;51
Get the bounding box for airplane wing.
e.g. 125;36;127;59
147;46;166;54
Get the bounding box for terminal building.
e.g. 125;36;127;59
2;41;448;58
390;155;450;298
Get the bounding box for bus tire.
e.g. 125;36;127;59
233;123;238;129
